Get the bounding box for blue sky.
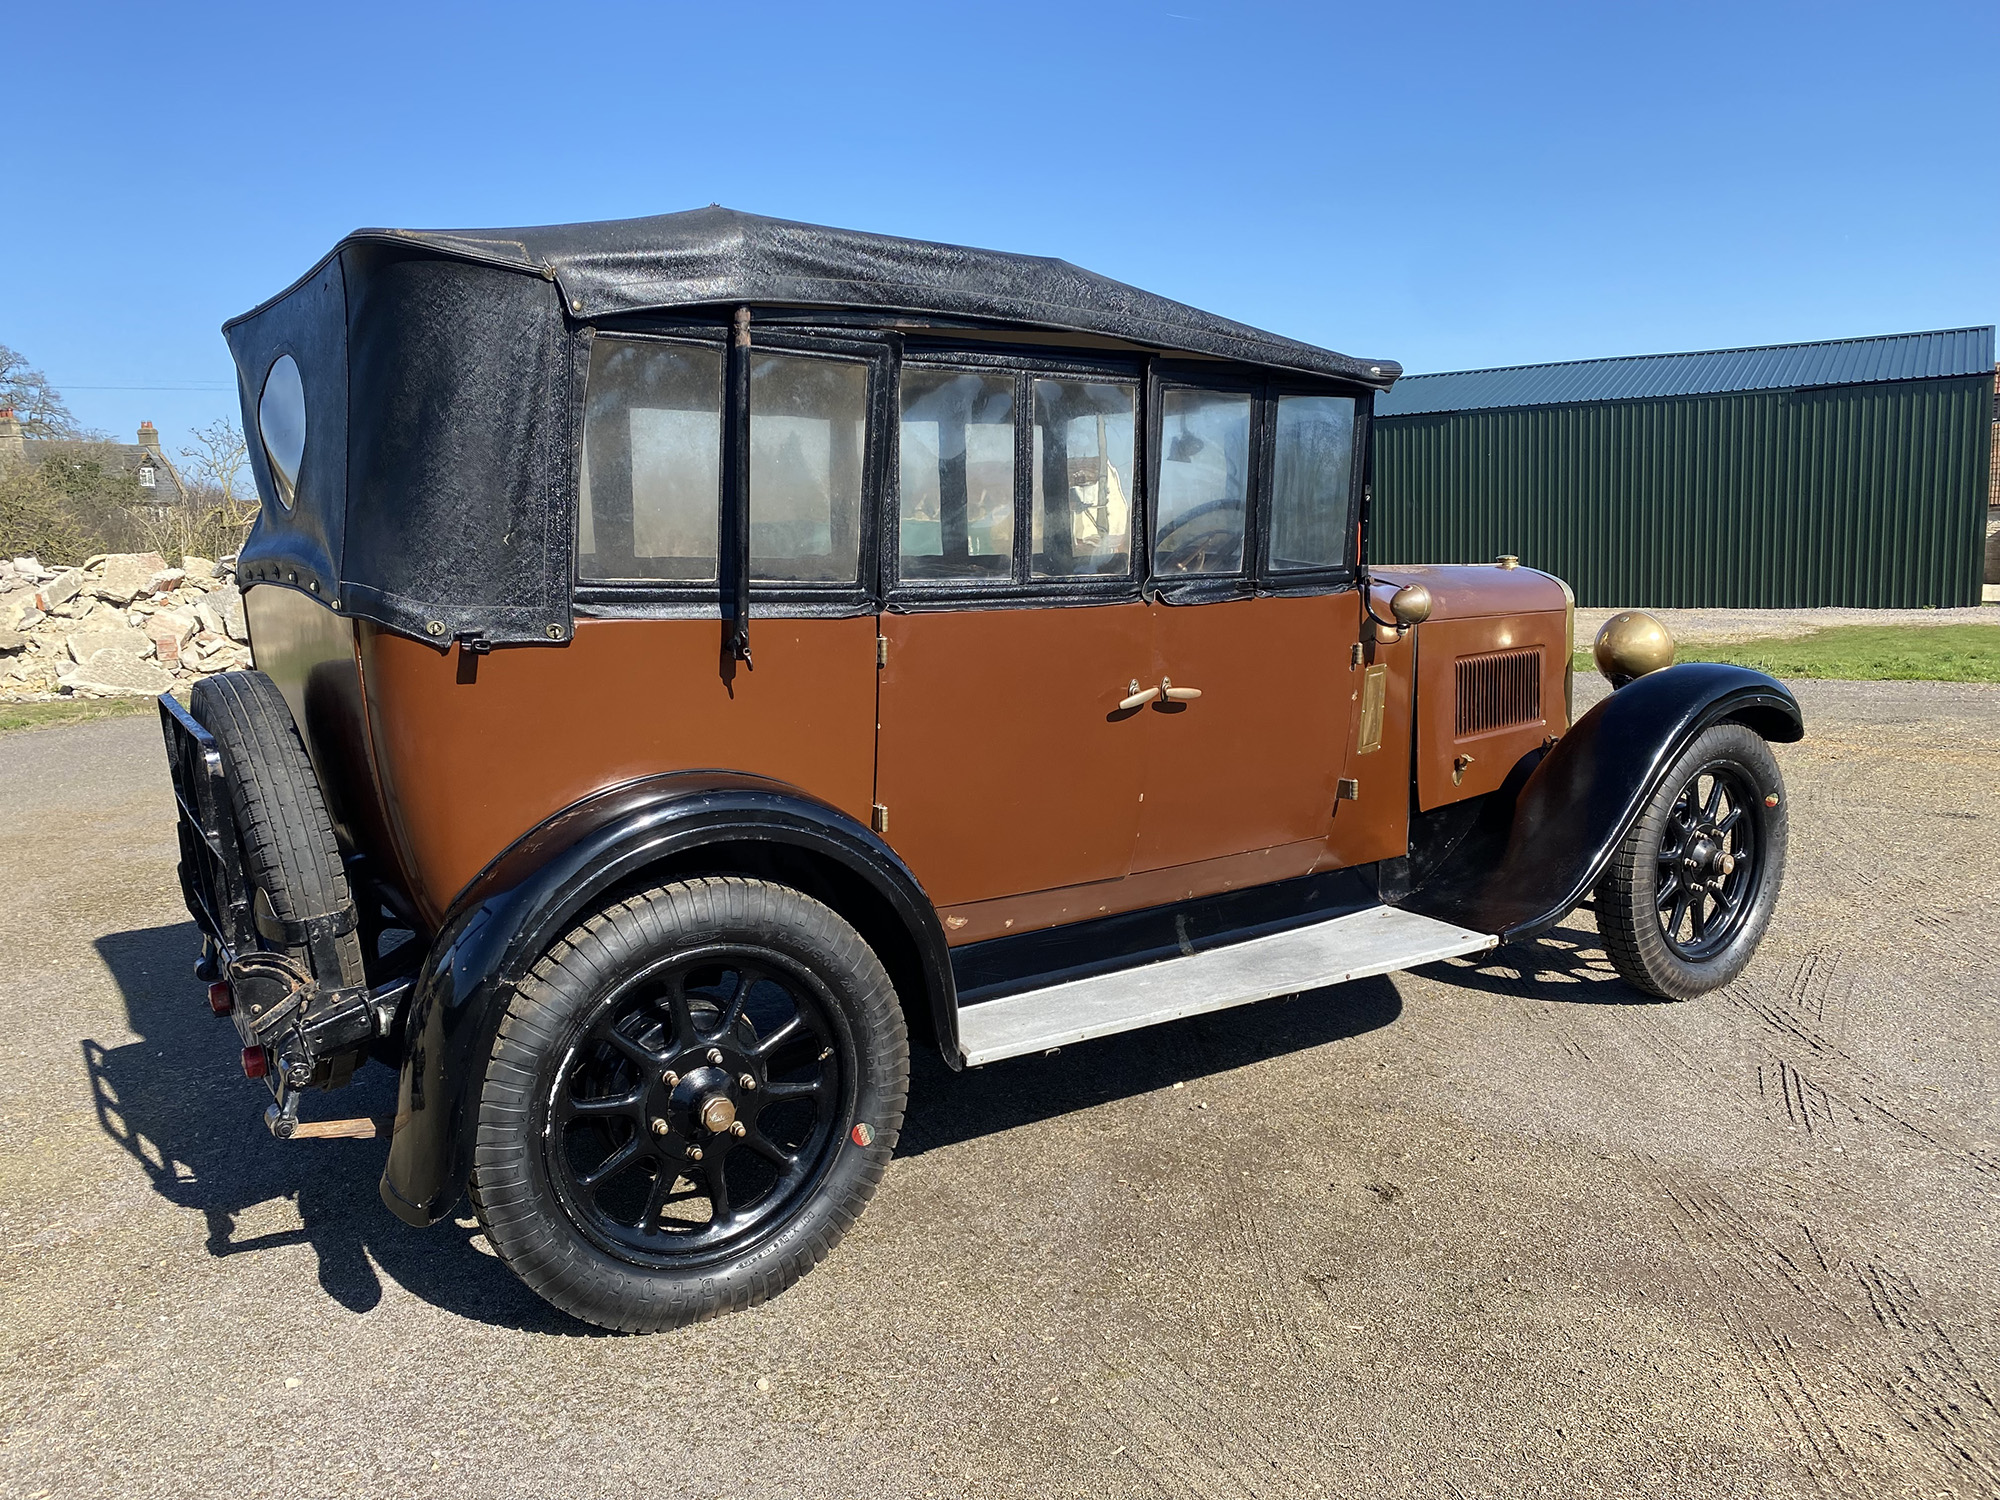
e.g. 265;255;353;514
4;1;1994;461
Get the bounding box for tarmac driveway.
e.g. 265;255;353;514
2;679;1996;1499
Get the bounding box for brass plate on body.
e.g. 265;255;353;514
1356;665;1388;754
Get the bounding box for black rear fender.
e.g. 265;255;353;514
379;773;955;1228
1394;662;1803;940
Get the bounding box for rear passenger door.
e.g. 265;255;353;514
874;355;1150;916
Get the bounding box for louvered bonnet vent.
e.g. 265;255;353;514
1455;648;1543;737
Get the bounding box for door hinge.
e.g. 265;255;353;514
1350;642;1365;668
1336;778;1359;802
871;804;890;834
876;635;888;668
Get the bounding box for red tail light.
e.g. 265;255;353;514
241;1046;270;1079
208;982;234;1015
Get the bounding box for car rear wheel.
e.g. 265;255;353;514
1594;723;1787;1000
468;877;908;1332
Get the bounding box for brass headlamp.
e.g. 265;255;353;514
1593;611;1676;688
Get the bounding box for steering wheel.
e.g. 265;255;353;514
1153;499;1245;574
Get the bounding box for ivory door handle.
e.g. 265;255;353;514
1161;678;1202;701
1119;680;1161;710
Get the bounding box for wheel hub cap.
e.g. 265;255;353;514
698;1093;737;1134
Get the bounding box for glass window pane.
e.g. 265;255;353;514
1030;379;1134;578
1270;395;1356;571
898;369;1015;582
579;338;721;581
750;353;868;583
1154;388;1250;576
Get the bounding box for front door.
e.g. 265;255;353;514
1133;379;1366;884
1137;593;1357;876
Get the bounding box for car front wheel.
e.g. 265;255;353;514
468;876;908;1332
1594;723;1788;1001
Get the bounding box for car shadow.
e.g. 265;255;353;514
87;923;1404;1327
900;974;1403;1156
1411;920;1669;1005
86;921;591;1335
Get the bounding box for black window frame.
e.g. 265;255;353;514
1147;361;1370;602
571;318;890;619
567;317;1371;623
886;340;1146;612
1147;361;1265;596
1255;376;1370;596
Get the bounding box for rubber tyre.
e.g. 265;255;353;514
468;877;909;1333
1595;723;1787;1000
188;669;363;986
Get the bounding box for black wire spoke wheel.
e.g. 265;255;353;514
1653;763;1759;962
1595;723;1788;1001
547;948;846;1266
469;877;908;1333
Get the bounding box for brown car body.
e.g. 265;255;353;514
246;564;1567;947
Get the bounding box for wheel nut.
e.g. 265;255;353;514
687;1146;703;1162
730;1121;746;1137
662;1070;679;1087
707;1048;724;1065
650;1118;670;1136
739;1074;757;1091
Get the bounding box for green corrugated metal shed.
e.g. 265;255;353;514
1370;327;1996;608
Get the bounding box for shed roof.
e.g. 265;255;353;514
236;206;1400;391
1374;325;1996;417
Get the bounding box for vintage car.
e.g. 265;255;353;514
160;208;1802;1331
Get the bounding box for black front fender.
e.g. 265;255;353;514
1397;662;1803;940
378;773;954;1228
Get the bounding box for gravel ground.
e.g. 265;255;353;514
1575;603;1998;646
3;680;1997;1499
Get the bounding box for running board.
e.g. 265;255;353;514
956;905;1496;1066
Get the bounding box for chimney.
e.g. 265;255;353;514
0;409;22;459
137;419;161;453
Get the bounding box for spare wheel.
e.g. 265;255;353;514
188;669;365;990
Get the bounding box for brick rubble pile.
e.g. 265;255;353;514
0;552;252;700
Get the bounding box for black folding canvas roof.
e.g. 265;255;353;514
224;208;1395;650
235;206;1399;389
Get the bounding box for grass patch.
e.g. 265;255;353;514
1573;624;2000;682
0;694;174;734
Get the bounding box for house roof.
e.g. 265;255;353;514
24;438;187;501
233;205;1402;390
1375;326;1997;418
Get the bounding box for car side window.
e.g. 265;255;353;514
1269;394;1356;572
749;351;868;583
579;337;722;581
898;369;1015;582
1030;378;1135;578
1154;387;1251;576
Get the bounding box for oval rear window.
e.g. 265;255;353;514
258;355;306;510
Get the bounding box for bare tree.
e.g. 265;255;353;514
179;417;253;514
135;417;260;563
0;344;82;439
